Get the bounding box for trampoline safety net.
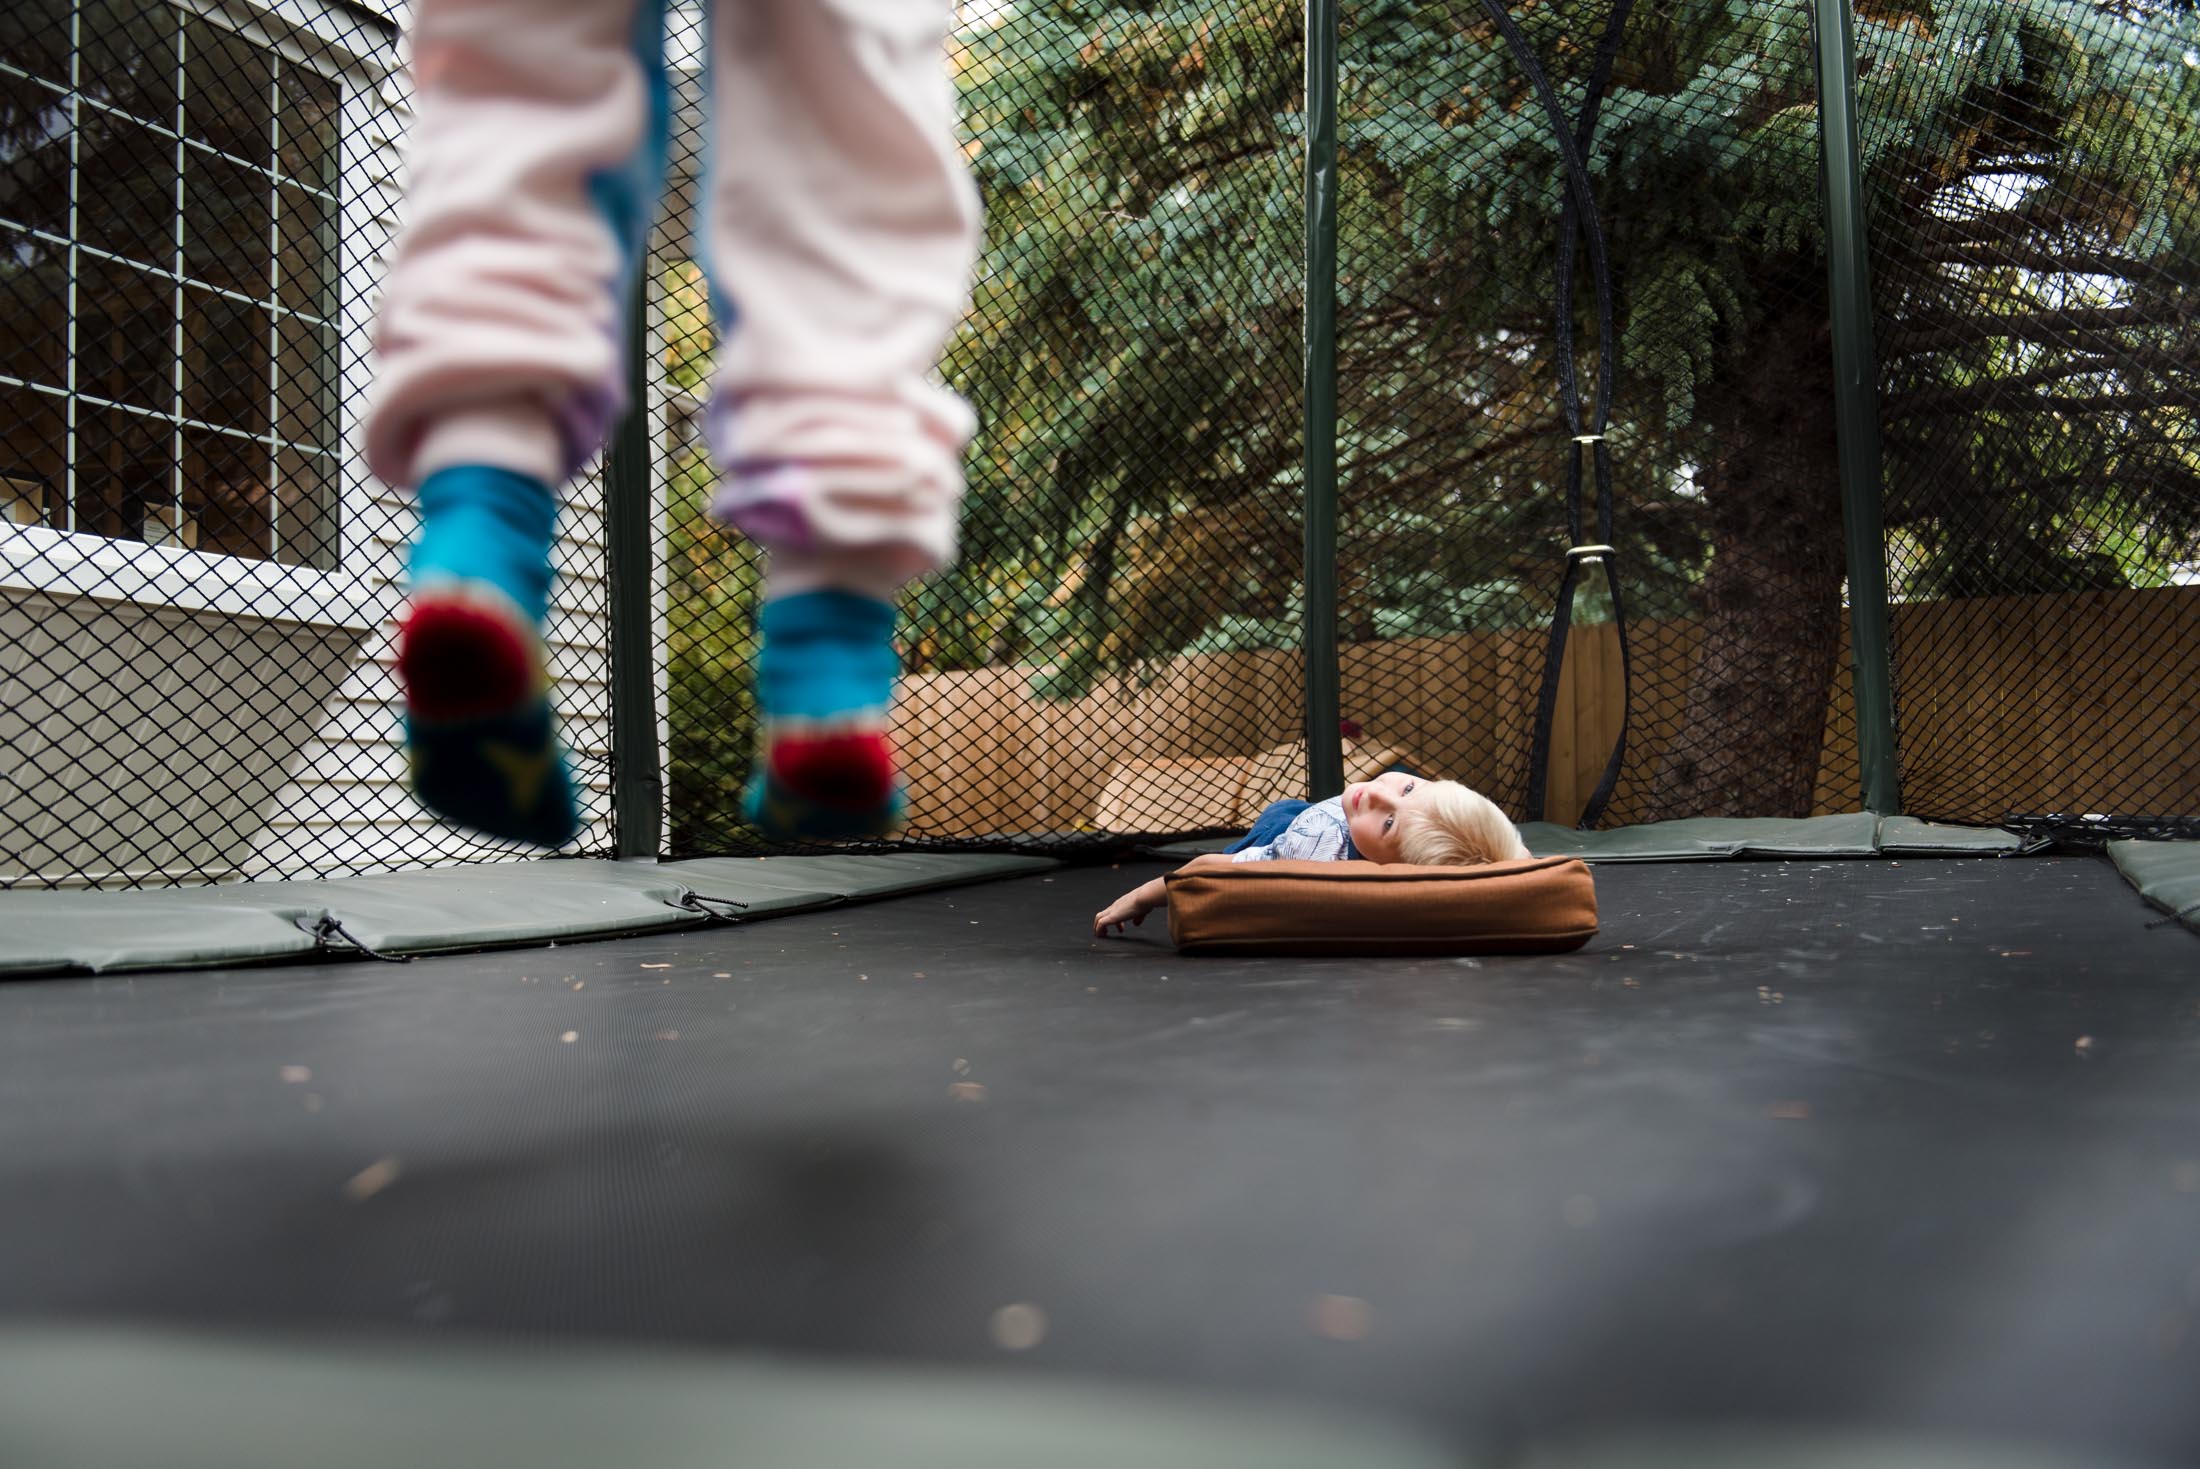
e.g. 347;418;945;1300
1;0;2196;887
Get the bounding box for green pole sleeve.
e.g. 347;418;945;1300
1814;0;1901;816
608;269;664;858
1302;0;1343;801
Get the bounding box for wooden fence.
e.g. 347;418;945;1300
888;585;2200;835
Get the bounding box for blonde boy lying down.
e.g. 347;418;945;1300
1093;772;1531;938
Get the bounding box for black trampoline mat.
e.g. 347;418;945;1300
2;857;2196;1462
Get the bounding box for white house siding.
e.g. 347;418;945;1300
241;2;618;878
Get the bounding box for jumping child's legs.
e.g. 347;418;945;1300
366;0;670;846
699;0;981;839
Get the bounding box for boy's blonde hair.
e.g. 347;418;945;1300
1395;780;1531;866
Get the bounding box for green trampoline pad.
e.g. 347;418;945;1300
2110;840;2200;935
0;1327;1450;1469
0;852;1058;977
1155;814;2025;863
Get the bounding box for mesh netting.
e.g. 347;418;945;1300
3;0;2196;887
1853;0;2200;841
1337;0;1856;829
1;0;615;885
659;2;1310;859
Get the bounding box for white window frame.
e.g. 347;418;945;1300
0;0;396;629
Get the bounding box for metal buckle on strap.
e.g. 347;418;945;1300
1565;544;1616;565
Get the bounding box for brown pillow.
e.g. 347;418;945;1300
1165;856;1598;956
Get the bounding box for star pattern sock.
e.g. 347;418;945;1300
398;465;579;848
741;590;904;841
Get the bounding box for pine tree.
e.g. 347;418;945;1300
941;0;2200;819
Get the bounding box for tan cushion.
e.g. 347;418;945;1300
1165;856;1598;956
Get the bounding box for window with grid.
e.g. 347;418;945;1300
1;0;342;569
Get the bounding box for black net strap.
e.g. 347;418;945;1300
1479;0;1636;828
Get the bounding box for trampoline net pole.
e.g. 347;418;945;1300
1811;0;1900;819
1302;0;1344;803
609;268;664;861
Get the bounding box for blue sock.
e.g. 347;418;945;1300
400;464;577;848
409;465;558;623
751;590;898;720
742;590;904;840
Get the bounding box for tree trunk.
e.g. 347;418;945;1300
1642;305;1847;821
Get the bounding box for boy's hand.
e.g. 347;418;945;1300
1093;879;1163;938
1094;857;1236;939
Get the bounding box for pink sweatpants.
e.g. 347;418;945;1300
365;0;980;592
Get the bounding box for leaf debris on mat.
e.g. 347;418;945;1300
1309;1294;1373;1342
343;1157;401;1203
990;1303;1047;1350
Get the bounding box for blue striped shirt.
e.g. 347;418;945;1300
1230;795;1359;863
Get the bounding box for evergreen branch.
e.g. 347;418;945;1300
1339;414;1563;486
1890;374;2198;419
1913;242;2191;288
1905;199;2127;254
1884;304;2190;356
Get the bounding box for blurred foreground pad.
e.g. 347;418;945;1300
0;1328;2166;1469
0;1326;1450;1469
1520;1427;2161;1469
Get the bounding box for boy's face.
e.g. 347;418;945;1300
1342;770;1423;863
